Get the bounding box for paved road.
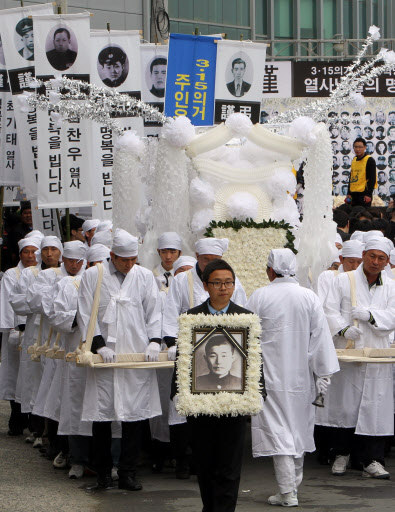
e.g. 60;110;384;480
1;400;394;512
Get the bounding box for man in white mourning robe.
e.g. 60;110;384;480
317;240;364;304
162;238;247;354
27;240;85;462
247;249;339;508
0;237;40;435
153;232;182;295
77;229;162;491
9;235;62;446
321;237;395;479
82;218;100;247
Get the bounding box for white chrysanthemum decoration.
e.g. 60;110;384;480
225;112;253;137
368;25;380;40
115;130;145;156
175;313;263;417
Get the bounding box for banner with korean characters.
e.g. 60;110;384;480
165;33;217;126
293;61;395;97
0;32;21;186
33;13;93;209
140;43;168;137
214;40;267;124
90;30;143;220
0;3;54;197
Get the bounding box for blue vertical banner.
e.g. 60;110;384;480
165;34;217;126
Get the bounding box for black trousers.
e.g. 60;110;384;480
29;413;45;437
350;191;372;207
8;400;29;434
92;420;144;477
170;422;190;468
332;427;386;466
187;415;247;512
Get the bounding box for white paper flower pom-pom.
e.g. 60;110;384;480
225;113;253;137
115;130;145;156
288;116;317;146
162;116;196;148
226;192;259;221
265;168;297;200
191;209;214;236
271;195;300;227
349;92;366;108
368;25;380;41
190;178;216;208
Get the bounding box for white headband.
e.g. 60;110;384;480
41;236;63;254
173;256;197;273
341;240;364;258
91;230;112;248
82;219;100;234
195;238;229;256
364;237;392;256
63;241;86;260
18;237;41;252
267;248;297;276
158;232;182;251
111;228;138;257
86;243;110;262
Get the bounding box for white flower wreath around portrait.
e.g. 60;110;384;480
175;312;262;417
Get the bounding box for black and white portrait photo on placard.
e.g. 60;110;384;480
97;45;129;88
146;56;167;98
46;25;77;71
193;331;245;393
14;17;34;61
226;52;253;98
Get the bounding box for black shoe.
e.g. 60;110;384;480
8;429;24;436
87;473;115;490
118;476;143;491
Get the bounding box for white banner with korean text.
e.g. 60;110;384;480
0;32;21;186
140;43;168;137
214;40;266;124
0;3;54;197
33;13;93;209
90;30;143;220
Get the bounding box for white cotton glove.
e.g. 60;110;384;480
167;345;177;361
8;328;21;346
351;307;371;322
344;326;363;341
145;341;161;362
316;376;332;395
97;346;117;363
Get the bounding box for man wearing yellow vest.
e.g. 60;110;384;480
346;137;377;207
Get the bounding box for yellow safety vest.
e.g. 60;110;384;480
350;155;377;193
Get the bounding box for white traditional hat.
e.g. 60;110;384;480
364;237;392;256
111;228;138;257
158;232;182;251
267;248;297;276
335;233;343;246
82;219;100;234
173;256;197;273
363;230;384;243
341;240;364;258
86;243;110;262
96;220;113;232
25;230;44;241
18;237;41;252
333;250;341;264
41;236;63;254
390;249;395;266
63;241;86;260
195;238;229;256
350;230;364;242
91;230;112;248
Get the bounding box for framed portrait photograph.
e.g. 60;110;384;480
192;327;247;393
175;312;263;417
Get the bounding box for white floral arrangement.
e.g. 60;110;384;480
175;313;263;417
205;219;296;297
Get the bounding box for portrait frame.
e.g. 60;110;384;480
191;327;247;393
175;312;262;417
